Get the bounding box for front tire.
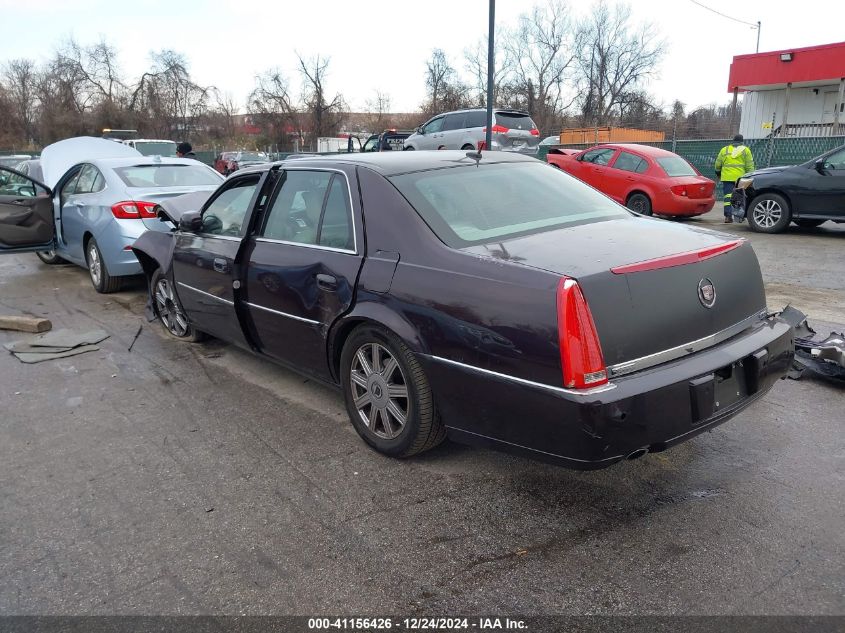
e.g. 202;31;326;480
151;269;205;342
749;193;791;233
85;237;121;293
627;193;652;216
36;249;64;265
341;325;445;457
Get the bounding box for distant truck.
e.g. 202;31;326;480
358;129;413;152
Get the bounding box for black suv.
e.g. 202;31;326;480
734;144;845;233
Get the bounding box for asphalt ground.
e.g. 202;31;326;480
0;207;843;617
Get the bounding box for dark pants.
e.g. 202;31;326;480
722;181;735;217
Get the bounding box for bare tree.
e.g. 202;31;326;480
422;49;470;116
248;68;300;148
576;0;665;126
364;90;392;132
297;53;345;148
503;0;579;135
463;30;511;108
2;59;38;143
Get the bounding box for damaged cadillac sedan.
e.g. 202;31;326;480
124;151;796;469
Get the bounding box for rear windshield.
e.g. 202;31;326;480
114;165;221;187
656;156;696;177
238;152;268;162
133;142;177;157
390;162;628;247
494;112;536;131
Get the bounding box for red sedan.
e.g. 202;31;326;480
547;144;715;217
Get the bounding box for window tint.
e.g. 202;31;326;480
262;170;332;245
318;176;353;250
390;162;628;248
581;149;615;166
494;111;536;131
115;165;221;187
201;176;259;236
823;148;845;169
442;112;467;131
465;111;487;128
422;116;444;134
656;156;696;177
613;151;647;173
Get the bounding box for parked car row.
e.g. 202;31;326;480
0;141;799;470
213;150;270;176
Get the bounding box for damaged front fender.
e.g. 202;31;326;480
131;231;178;322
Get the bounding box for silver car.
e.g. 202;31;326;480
403;109;540;155
0;137;223;293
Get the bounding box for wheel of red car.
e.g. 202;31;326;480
341;325;445;457
626;193;652;216
748;193;791;233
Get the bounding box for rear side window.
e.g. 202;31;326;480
656;156;697;177
318;176;354;250
494;111;536;131
114;165;221;187
465;111;487;128
261;170;332;245
201;176;259;236
73;165;100;194
613;151;648;173
391;162;628;247
442;113;467;131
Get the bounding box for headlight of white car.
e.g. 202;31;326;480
736;177;754;189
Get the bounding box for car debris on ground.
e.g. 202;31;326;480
4;328;109;363
783;308;845;383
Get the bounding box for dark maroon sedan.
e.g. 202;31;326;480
115;151;795;469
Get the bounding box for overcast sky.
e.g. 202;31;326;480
2;0;844;114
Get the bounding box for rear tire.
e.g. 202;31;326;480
85;237;121;293
461;144;474;150
36;249;64;265
794;219;825;228
341;325;445;458
403;146;415;151
748;193;791;233
627;193;652;216
151;269;205;342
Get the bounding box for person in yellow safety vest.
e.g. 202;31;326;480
714;134;755;224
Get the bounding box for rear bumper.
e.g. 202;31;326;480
655;193;715;216
421;313;794;470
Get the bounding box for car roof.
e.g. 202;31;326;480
89;157;212;168
246;150;539;176
592;143;680;158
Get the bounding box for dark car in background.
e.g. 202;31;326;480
734;144;845;233
114;151;797;470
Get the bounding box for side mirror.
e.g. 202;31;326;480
417;126;424;135
179;210;202;232
814;158;827;173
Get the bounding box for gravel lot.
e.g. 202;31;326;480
1;208;843;616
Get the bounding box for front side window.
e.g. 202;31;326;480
391;162;629;247
200;176;259;236
581;149;615;166
362;136;380;152
823;148;845;170
422;117;444;134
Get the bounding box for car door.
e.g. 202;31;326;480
440;112;466;149
60;164;105;258
0;166;55;253
241;166;364;380
171;172;266;347
605;150;648;204
419;115;445;150
572;148;617;190
803;148;845;216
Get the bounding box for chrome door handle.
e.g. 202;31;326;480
212;257;229;273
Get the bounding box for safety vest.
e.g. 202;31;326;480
715;144;755;182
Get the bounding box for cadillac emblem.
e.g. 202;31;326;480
698;278;716;308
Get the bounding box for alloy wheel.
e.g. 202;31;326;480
154;277;189;337
752;199;782;229
349;342;409;440
87;243;102;287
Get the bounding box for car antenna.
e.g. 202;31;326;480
465;149;482;165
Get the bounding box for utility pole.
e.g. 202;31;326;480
485;0;495;151
756;21;761;53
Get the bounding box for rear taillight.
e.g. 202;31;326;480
557;277;608;389
111;200;157;219
530;128;540;136
482;124;509;134
670;185;688;196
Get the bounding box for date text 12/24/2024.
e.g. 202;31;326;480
307;618;528;630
